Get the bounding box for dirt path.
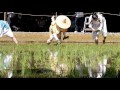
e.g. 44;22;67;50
0;32;120;44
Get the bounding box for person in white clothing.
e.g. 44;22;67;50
89;12;108;44
47;15;61;44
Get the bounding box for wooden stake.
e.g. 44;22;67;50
4;12;7;21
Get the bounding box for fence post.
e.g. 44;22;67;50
4;12;7;21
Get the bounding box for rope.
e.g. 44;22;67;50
103;13;120;16
1;12;120;17
13;12;53;17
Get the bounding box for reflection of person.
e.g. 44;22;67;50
75;60;83;77
87;55;108;78
0;20;18;44
89;12;108;44
96;55;107;78
48;48;68;76
0;52;14;78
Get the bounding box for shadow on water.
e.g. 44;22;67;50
12;68;55;78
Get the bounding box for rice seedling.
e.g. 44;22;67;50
0;42;120;78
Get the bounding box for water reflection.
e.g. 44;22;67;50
75;55;108;78
75;59;84;77
87;55;108;78
0;51;14;78
48;48;108;78
48;48;68;77
0;49;109;78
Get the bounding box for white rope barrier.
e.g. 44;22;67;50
103;13;120;16
1;12;120;17
12;12;92;17
13;12;53;17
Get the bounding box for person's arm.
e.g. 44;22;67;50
89;23;96;32
88;16;96;32
97;21;103;31
88;15;92;24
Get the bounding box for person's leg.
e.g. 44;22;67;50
93;32;99;45
97;61;103;78
95;38;98;45
75;17;78;32
57;32;62;41
63;32;69;40
102;32;107;44
102;55;107;74
103;37;106;44
53;34;60;44
102;17;107;44
11;36;18;44
80;17;85;32
47;34;54;44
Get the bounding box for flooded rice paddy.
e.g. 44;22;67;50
0;43;120;78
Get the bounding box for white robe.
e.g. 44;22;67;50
89;13;107;33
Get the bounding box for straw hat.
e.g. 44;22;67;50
56;15;71;30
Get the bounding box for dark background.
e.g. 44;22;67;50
0;12;120;32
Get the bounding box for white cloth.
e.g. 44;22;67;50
0;20;14;37
47;21;60;43
47;34;59;43
2;28;14;37
89;13;107;32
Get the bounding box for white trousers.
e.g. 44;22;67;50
47;34;60;43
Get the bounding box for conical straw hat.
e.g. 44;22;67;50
56;15;71;29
